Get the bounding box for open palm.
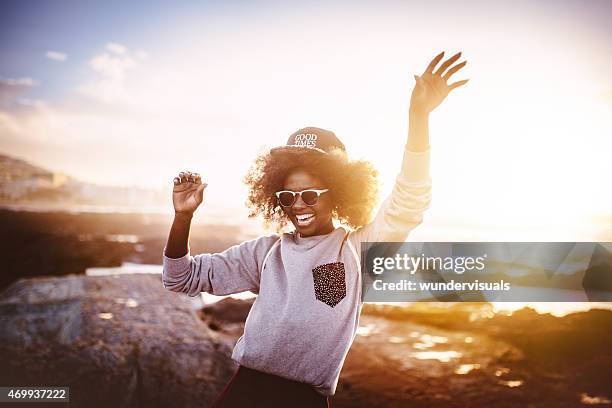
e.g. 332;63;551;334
410;51;468;114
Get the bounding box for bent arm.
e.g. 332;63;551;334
162;234;280;297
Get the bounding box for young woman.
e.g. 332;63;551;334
162;51;467;408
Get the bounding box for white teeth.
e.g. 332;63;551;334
296;214;315;226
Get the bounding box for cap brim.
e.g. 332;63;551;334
270;145;328;155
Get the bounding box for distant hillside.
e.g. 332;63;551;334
0;152;167;209
0;152;63;182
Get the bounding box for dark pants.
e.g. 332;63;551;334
210;365;331;408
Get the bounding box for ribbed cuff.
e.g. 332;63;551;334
162;250;191;278
400;147;431;183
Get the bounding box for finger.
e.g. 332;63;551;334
434;51;461;77
179;172;188;183
187;171;195;183
173;177;180;185
424;51;445;75
193;173;202;184
442;60;467;81
449;79;469;91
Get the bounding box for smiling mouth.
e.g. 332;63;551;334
295;213;316;227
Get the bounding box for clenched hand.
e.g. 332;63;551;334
172;171;207;215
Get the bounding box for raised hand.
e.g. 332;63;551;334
410;51;468;114
172;171;207;215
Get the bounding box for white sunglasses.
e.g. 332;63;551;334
275;189;330;207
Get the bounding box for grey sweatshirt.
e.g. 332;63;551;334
162;147;431;396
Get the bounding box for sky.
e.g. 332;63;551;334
1;0;611;238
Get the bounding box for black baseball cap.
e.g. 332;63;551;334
270;127;346;155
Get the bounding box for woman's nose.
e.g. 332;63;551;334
292;193;307;209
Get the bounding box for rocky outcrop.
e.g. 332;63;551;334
0;273;237;408
197;297;254;346
3;273;612;408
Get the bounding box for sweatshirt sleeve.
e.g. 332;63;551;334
349;146;432;248
162;234;280;297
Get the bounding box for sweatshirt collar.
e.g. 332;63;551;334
292;227;344;246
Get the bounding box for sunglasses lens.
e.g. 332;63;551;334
278;192;295;207
301;191;319;206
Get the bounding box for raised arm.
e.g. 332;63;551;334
162;171;280;296
350;51;468;246
164;171;206;258
407;50;468;150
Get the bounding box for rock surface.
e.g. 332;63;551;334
197;297;254;348
0;273;237;408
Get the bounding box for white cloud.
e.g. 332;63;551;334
77;77;132;104
0;77;39;107
0;97;59;161
18;99;47;108
106;42;127;55
89;52;136;80
78;44;150;104
135;50;148;60
46;51;68;61
0;77;38;87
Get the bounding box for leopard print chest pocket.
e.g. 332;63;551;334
312;262;347;307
